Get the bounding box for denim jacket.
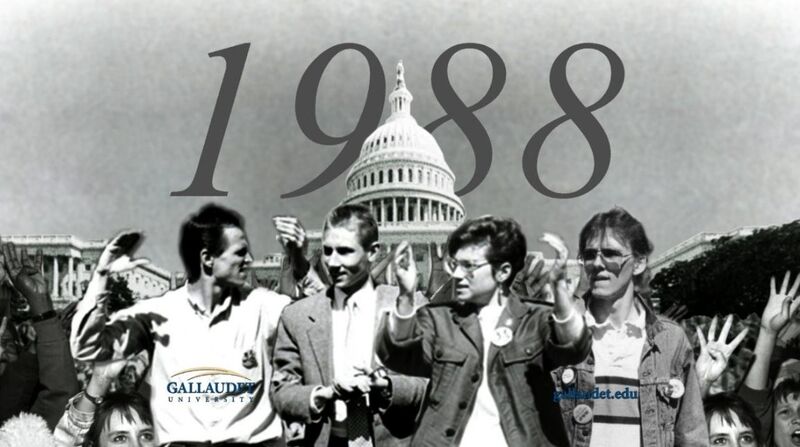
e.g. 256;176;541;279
377;294;592;446
550;296;708;447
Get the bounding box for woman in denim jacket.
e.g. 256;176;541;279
550;208;707;447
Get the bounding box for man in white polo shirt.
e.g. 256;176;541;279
71;203;292;446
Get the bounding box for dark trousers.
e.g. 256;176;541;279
327;437;348;447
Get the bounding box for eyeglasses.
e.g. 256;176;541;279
444;258;491;279
578;249;632;267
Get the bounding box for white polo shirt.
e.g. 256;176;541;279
72;285;292;444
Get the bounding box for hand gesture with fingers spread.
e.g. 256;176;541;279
762;271;800;335
3;243;51;315
695;315;749;388
97;230;149;275
512;254;548;300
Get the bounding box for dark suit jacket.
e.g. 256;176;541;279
0;317;80;430
376;294;592;447
270;284;428;447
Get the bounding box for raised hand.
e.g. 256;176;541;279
88;358;129;394
695;315;749;389
762;271;800;335
392;241;417;299
511;253;549;300
539;233;573;319
273;216;308;255
96;230;149;275
3;243;51;316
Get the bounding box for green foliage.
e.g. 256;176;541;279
652;221;800;317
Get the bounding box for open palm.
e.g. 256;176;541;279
762;271;800;334
695;315;748;384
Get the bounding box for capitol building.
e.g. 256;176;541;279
10;62;585;309
251;62;467;288
251;62;582;291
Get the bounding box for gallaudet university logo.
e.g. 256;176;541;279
167;367;257;404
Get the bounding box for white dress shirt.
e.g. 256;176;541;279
328;278;378;438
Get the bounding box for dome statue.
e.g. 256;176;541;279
343;61;465;227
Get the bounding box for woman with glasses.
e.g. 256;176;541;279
375;215;592;446
549;207;707;447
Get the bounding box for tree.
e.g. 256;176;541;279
652;220;800;318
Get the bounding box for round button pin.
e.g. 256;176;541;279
668;378;685;399
492;327;513;347
561;367;575;385
573;404;593;425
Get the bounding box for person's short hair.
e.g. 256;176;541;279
82;392;153;447
774;373;800;404
179;203;245;283
703;392;763;445
446;216;527;287
578;207;654;296
322;204;379;248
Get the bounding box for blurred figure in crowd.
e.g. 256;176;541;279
739;272;800;447
0;242;80;430
55;359;156;447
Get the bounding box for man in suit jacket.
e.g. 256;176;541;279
270;205;427;447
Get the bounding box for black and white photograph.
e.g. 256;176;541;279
1;1;800;446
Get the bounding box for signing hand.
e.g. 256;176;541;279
87;358;129;396
695;315;748;388
3;244;51;316
354;366;390;390
762;271;800;335
539;233;574;319
273;216;308;255
333;375;372;400
97;230;149;275
393;241;417;297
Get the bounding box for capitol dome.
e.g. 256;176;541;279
343;61;465;228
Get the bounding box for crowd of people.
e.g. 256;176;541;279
0;202;798;447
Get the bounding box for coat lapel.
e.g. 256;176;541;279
307;292;334;384
452;306;483;356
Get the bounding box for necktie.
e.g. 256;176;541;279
345;301;374;447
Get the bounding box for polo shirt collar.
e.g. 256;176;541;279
586;298;646;338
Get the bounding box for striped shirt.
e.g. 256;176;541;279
585;302;646;447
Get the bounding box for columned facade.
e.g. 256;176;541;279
3;235;174;310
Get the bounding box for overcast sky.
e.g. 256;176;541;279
1;0;799;271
